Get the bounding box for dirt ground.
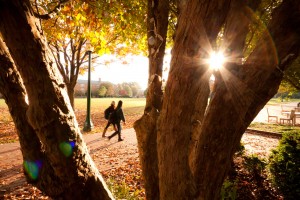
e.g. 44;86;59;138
2;102;297;199
0;128;141;199
0;127;281;199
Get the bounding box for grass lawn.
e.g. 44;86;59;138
74;98;146;111
249;122;300;134
0;98;146;123
0;98;146;143
74;98;146;124
1;97;299;142
267;98;300;106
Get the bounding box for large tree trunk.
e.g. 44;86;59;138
138;0;299;199
133;0;169;199
162;0;300;199
0;38;65;194
157;0;231;199
189;0;261;197
0;0;113;199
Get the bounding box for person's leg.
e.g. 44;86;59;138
108;122;117;139
102;129;107;137
108;131;118;139
102;122;111;137
117;123;123;141
108;122;122;141
105;122;111;129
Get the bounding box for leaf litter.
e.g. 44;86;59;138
0;112;283;199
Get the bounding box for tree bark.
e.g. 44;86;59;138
223;0;261;58
156;0;299;199
67;83;75;109
0;0;113;199
156;0;231;199
191;0;300;199
0;38;67;194
133;0;169;199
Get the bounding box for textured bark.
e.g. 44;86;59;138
199;0;262;191
223;0;261;58
136;0;299;199
133;0;169;199
191;0;300;199
0;0;113;199
0;38;67;194
133;89;160;200
157;0;231;199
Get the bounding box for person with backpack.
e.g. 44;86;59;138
102;101;116;137
108;100;126;142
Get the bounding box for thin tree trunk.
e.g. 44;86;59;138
0;0;113;199
67;83;75;108
223;0;261;58
133;0;169;199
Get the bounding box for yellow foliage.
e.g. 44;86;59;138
62;5;71;12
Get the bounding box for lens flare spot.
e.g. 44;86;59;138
70;141;75;148
23;160;41;180
59;141;75;157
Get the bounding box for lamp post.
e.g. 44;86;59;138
83;50;94;132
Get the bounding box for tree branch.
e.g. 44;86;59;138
33;0;70;20
49;43;65;76
284;76;300;90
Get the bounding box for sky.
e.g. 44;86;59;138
79;52;172;90
79;55;150;90
78;49;224;90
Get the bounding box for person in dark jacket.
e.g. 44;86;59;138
102;101;116;137
108;100;126;141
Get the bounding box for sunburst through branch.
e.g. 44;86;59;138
208;51;225;70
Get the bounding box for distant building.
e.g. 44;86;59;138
74;78;101;97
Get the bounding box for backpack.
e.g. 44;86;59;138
104;107;110;120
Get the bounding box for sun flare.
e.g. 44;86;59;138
209;52;225;70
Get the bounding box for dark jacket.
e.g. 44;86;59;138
115;108;125;123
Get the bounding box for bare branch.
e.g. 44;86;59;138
49;42;65;79
79;39;88;65
74;39;85;80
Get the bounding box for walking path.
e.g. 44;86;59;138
0;129;139;198
2;102;297;198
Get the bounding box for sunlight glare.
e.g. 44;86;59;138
209;52;225;70
25;95;29;105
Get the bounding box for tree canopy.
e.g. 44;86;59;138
31;0;148;107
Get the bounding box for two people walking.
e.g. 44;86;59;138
102;100;126;142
